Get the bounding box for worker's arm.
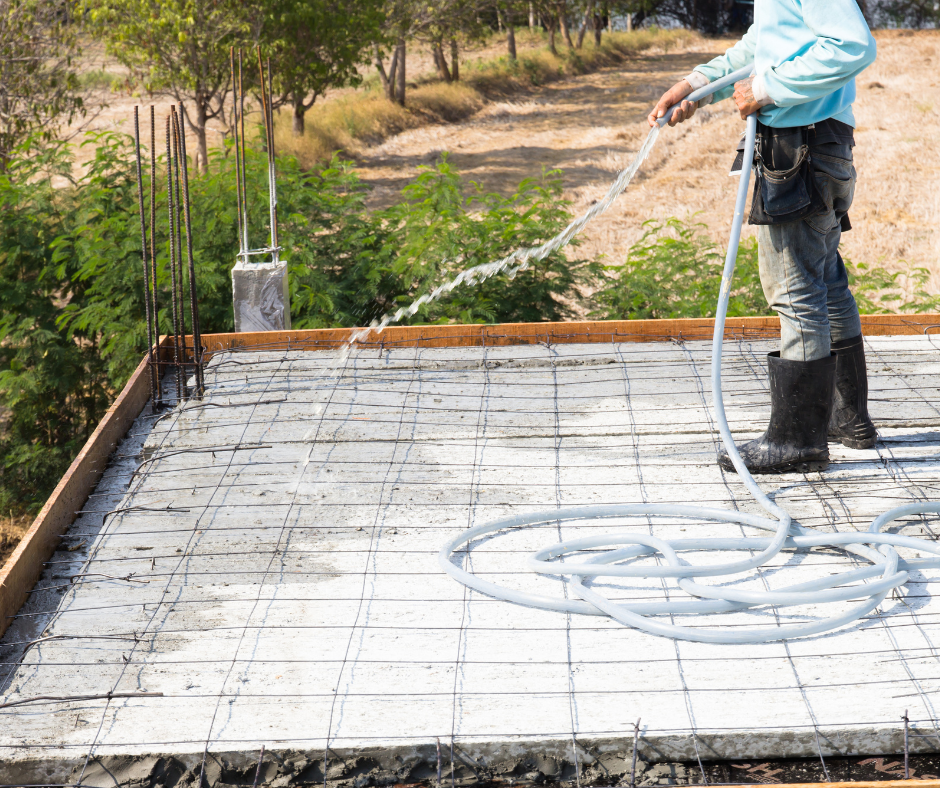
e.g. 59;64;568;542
758;1;876;106
647;27;756;127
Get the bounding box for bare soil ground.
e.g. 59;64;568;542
355;30;940;293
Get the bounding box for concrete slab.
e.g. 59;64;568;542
4;336;940;785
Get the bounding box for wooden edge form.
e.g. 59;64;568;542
189;314;940;358
0;351;154;639
695;784;940;788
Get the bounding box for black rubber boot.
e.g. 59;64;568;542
828;334;877;449
718;351;837;474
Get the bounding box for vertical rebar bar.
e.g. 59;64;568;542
150;106;161;406
238;50;248;253
904;709;910;778
230;47;245;262
165;115;183;403
630;718;640;788
133;107;158;406
436;737;441;788
252;745;265;788
256;48;277;257
266;56;278;254
170;108;188;399
177;101;204;395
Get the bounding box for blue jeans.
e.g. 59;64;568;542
757;142;862;361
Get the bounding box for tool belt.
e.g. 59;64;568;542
733;119;853;230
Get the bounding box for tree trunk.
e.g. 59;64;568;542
626;12;632;31
292;99;305;137
195;102;208;173
450;38;459;81
593;11;602;44
576;0;595;48
529;2;535;27
395;38;406;106
496;6;503;31
434;42;452;82
375;42;392;98
558;2;574;48
547;16;557;55
507;23;517;61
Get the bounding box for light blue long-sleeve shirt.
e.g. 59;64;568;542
693;0;877;128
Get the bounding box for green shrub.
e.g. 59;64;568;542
0;135;597;514
593;215;940;321
592;216;771;320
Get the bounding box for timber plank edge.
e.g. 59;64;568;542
0;351;153;639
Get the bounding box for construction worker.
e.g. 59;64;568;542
648;1;878;474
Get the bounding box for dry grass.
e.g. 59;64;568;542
0;513;30;568
352;30;940;300
274;82;485;168
465;28;701;96
273;28;693;169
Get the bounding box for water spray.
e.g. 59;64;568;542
309;65;940;644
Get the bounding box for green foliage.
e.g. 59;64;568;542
367;157;597;325
848;260;940;314
0;141;109;514
593;217;771;320
594;215;940;322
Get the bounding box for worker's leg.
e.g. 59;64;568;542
756;221;833;361
721;219;838;473
808;142;862;343
755;141;861;360
808;142;876;449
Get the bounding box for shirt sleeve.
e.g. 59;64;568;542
761;1;877;106
690;26;757;104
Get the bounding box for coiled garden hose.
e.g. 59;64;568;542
439;71;940;644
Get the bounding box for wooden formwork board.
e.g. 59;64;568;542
2;313;939;641
192;314;940;359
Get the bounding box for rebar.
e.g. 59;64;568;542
256;47;278;260
133;107;158;406
231;47;245;261
266;56;278;253
904;709;910;778
630;718;640;788
149;106;161;406
252;745;265;788
171;108;189;399
177;101;204;395
238;50;249;254
165;115;183;402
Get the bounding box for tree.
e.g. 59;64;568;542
496;0;532;61
86;0;252;171
373;0;415;105
263;0;385;137
0;0;84;168
413;0;483;83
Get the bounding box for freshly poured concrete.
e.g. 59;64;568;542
4;336;940;785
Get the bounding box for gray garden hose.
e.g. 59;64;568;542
439;77;940;644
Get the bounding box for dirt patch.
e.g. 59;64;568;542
352;30;940;298
0;513;30;567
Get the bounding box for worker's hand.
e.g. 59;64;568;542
733;76;764;119
648;80;697;128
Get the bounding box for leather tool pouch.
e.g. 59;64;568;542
746;125;827;226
